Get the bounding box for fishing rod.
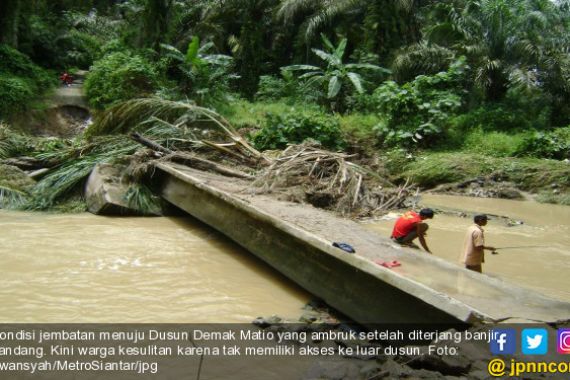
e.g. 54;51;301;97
493;245;548;250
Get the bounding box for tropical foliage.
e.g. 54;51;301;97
160;36;237;107
253;110;344;150
0;44;56;118
373;58;467;147
84;51;159;109
285;34;389;110
1;0;570;211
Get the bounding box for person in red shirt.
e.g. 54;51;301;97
60;72;73;86
391;208;434;253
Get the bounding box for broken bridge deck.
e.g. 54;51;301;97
154;162;570;325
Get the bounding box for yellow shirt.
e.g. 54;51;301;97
462;224;485;265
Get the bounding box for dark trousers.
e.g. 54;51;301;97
393;223;429;244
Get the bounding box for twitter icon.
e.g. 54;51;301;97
522;329;548;355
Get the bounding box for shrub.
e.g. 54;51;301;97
451;105;533;132
85;52;158;109
253;111;345;151
0;77;34;117
462;129;529;157
371;58;467;148
159;39;238;108
57;29;102;69
515;127;570;160
255;70;320;104
0;44;56;118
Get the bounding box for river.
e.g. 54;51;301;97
2;195;569;322
365;194;570;302
0;211;309;323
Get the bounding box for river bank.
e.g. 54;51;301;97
390;151;570;205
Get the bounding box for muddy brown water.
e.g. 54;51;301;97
2;195;568;323
0;211;309;322
366;194;570;302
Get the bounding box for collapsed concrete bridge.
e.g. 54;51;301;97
149;162;570;326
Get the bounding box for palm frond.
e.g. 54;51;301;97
87;98;239;138
0;186;28;208
508;66;539;90
277;0;322;22
304;0;365;40
24;136;138;210
392;42;456;82
124;183;163;215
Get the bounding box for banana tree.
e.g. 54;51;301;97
161;36;237;106
284;34;390;109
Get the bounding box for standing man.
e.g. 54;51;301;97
462;214;497;273
391;208;434;254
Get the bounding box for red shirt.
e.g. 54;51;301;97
391;211;421;238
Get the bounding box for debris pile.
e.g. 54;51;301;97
251;143;415;217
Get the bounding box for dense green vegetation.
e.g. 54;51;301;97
1;0;569;210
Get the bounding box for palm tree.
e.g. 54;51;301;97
190;0;282;98
141;0;174;49
277;0;423;58
393;0;570;103
0;0;21;47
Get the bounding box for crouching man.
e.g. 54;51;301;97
390;208;434;254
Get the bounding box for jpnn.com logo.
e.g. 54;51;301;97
490;329;516;355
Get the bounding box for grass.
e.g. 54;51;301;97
461;128;530;157
338;113;383;142
222;99;323;130
535;191;570;206
396;151;570;204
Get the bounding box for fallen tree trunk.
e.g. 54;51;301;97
168;153;254;180
130;132;172;154
130;132;253;180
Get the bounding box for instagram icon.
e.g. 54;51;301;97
558;329;570;354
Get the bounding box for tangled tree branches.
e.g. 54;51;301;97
253;143;415;217
1;99;415;216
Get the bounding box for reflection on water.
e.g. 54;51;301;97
0;211;308;323
365;195;570;302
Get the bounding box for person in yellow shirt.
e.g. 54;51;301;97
462;214;497;273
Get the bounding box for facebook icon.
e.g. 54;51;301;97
490;329;516;355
